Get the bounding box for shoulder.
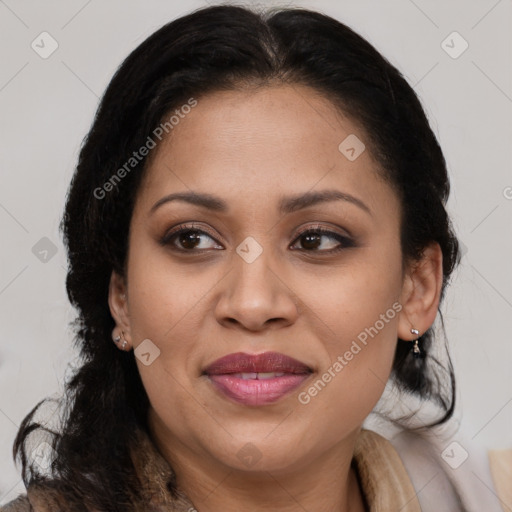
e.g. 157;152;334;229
489;448;512;509
384;425;509;512
0;494;31;512
0;484;70;512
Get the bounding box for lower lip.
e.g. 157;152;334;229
206;373;311;406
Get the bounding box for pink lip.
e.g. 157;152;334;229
203;351;313;406
207;373;311;405
203;351;312;375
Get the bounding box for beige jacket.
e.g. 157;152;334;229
1;427;510;511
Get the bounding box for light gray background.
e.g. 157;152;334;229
1;0;511;504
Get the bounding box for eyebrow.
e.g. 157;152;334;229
149;189;372;217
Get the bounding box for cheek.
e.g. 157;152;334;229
126;240;215;341
125;250;208;407
295;251;402;416
299;248;403;350
295;317;398;450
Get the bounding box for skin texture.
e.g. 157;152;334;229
108;84;443;512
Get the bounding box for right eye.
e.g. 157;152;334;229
159;223;224;252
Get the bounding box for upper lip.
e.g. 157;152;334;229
203;351;313;375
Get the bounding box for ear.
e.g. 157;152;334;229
108;271;132;342
397;241;444;340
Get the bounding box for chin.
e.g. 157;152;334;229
207;433;308;474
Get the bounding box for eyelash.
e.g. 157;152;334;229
159;222;355;254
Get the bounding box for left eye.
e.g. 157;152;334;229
290;228;353;253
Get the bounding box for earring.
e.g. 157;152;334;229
112;329;130;351
410;328;423;359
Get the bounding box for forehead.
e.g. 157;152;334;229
136;84;398;221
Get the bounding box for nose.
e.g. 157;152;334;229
214;247;299;332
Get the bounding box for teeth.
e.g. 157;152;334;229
239;372;258;380
233;372;286;380
258;372;285;379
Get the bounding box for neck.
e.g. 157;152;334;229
148;414;366;512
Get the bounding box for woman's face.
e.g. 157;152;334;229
110;84;428;473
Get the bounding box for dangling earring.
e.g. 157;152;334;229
112;329;130;351
410;328;422;358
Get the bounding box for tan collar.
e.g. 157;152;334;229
130;427;421;512
353;429;421;511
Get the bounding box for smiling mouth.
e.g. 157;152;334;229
202;351;313;406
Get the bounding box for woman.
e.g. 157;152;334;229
2;4;510;511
